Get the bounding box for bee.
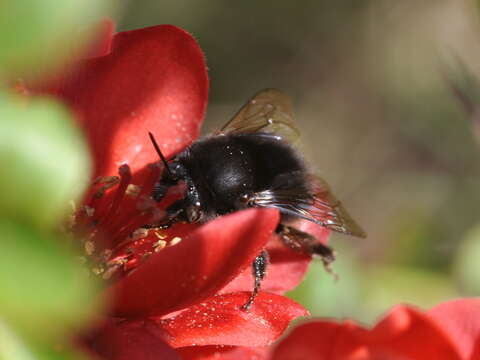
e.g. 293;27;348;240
149;89;366;309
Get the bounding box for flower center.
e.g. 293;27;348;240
68;163;188;281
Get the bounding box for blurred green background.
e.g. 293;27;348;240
117;0;480;324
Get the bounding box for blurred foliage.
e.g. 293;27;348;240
0;1;115;358
454;223;480;294
0;94;90;228
0;320;89;360
0;0;114;79
0;220;99;340
118;0;480;320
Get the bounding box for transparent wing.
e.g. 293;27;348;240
218;88;301;144
250;175;366;238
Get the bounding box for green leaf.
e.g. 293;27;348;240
0;94;91;228
0;214;100;340
0;0;114;79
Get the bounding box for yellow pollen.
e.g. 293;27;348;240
169;237;182;246
131;228;149;241
64;200;78;229
154;230;168;240
83;205;95;217
102;249;113;261
102;264;120;280
69;200;77;213
142;252;153;259
126;184;141;198
84;240;95;256
92;267;104;276
154;240;167;252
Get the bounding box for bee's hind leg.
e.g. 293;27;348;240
276;223;337;280
242;250;269;311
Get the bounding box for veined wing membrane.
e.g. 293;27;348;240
219;88;301;145
250;175;366;238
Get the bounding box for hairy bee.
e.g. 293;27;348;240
149;89;365;309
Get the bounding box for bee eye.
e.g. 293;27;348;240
240;193;253;206
186;204;201;222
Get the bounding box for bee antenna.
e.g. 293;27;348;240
148;132;174;179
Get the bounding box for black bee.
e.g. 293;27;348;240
149;89;365;309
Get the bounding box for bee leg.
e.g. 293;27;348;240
242;250;269;311
143;199;188;230
152;175;178;202
276;224;338;280
152;182;169;202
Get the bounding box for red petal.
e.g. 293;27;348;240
428;298;480;360
90;320;180;360
369;305;461;360
221;235;311;295
149;292;308;348
222;220;329;295
39;25;208;177
271;321;365;360
272;306;462;360
178;345;269;360
109;208;279;317
221;221;330;294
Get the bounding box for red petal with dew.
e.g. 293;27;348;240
272;306;462;360
90;320;180;360
221;220;330;295
428;298;480;360
109;209;279;317
147;292;307;348
38;24;208;177
178;345;269;360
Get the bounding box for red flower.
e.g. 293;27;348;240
171;298;480;359
269;298;480;360
33;23;321;358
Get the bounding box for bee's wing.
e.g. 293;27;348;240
218;89;301;145
250;175;366;238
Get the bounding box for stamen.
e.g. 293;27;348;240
84;205;95;217
84;240;95;256
154;230;168;240
153;239;167;252
131;228;149;241
93;176;120;198
169;236;182;247
99;164;132;227
70;162;189;280
126;184;141;198
102;263;121;280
